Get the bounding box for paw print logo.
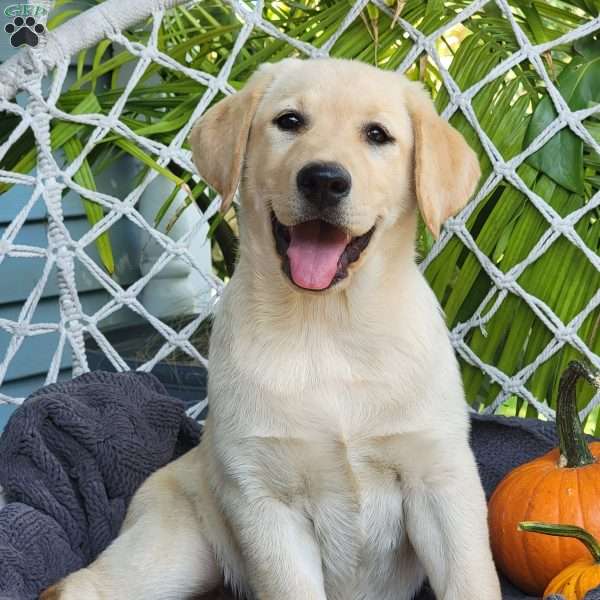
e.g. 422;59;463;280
5;16;45;48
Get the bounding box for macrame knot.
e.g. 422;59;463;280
14;323;29;337
503;379;523;396
165;242;185;257
494;161;512;178
44;177;63;195
456;95;470;110
111;201;128;217
116;290;137;305
53;243;73;258
554;326;575;343
448;330;464;347
551;218;572;237
443;217;462;233
556;106;573;125
169;335;187;346
145;47;160;61
494;273;513;291
66;318;82;332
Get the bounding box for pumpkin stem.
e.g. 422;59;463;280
556;361;599;468
519;522;600;563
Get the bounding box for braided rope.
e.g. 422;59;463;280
0;0;598;422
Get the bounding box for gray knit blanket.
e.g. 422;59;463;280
0;371;597;600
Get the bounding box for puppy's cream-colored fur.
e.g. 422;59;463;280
42;58;500;600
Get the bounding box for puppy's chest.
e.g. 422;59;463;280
231;322;410;402
336;444;406;558
240;435;408;570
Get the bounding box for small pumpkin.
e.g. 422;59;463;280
519;522;600;600
488;361;600;596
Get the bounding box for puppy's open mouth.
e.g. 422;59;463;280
272;213;375;291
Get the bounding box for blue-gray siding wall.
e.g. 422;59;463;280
0;183;143;429
0;33;144;427
1;29;169;430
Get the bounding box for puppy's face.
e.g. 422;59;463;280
190;59;480;293
247;62;413;291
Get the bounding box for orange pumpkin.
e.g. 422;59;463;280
519;522;600;600
488;362;600;596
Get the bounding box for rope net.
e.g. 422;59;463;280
0;0;598;422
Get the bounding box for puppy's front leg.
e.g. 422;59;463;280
403;439;501;600
231;497;327;600
41;450;220;600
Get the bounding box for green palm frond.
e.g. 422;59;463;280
1;0;598;416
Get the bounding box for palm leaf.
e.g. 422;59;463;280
1;0;598;416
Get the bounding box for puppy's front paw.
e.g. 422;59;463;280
40;582;63;600
40;569;102;600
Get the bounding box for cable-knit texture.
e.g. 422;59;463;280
0;373;597;599
0;370;200;600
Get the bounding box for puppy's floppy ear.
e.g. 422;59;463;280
404;82;481;238
189;64;275;213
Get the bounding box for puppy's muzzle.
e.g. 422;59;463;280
296;162;351;210
272;162;373;292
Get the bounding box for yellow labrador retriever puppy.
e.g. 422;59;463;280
43;58;501;600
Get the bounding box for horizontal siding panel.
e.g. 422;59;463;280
1;156;140;226
0;217;141;304
0;53;150;429
0;289;144;382
0;368;72;431
0;185;91;224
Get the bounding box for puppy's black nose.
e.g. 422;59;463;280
297;162;351;209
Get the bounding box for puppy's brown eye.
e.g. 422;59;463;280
275;111;304;132
365;124;393;145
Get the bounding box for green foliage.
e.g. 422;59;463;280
0;0;598;417
526;54;600;193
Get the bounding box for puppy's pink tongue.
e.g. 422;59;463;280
287;220;350;290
